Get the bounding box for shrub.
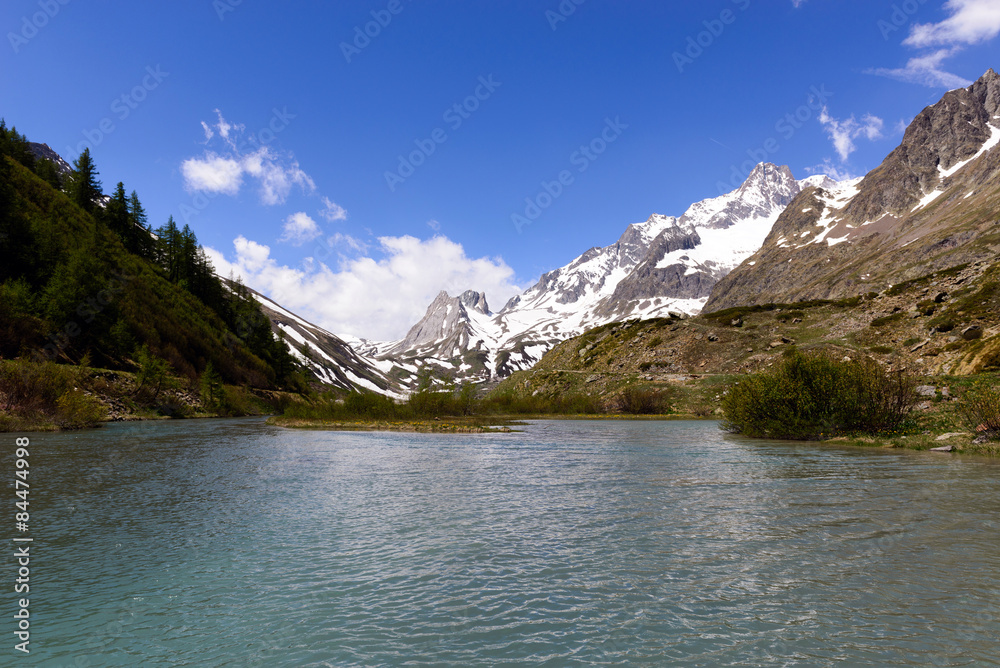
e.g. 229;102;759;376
55;390;106;429
957;381;1000;441
612;386;671;415
721;350;917;440
134;345;170;401
0;360;105;430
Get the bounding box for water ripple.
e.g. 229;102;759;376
8;418;999;666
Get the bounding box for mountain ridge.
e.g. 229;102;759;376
371;162;835;388
706;68;1000;313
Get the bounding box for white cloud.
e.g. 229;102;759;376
791;0;808;6
427;219;441;232
805;159;859;183
319;196;348;222
205;234;523;341
208;109;244;149
180;152;244;195
904;0;1000;47
279;212;322;245
240;149;316;206
182;141;316;206
869;0;999;89
817;107;884;162
329;232;369;254
866;48;973;88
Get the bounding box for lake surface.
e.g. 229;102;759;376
5;418;999;666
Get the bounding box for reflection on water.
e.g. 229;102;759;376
6;418;999;666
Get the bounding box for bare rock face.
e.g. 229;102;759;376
599;226;705;309
459;289;490;315
845;68;1000;224
28;142;74;177
392;290;490;354
705;69;1000;314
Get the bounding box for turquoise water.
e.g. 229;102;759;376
5;418;999;666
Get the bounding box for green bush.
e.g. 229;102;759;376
957;381;1000;441
612;386;671;415
55;390;106;429
0;360;105;430
721;350;917;440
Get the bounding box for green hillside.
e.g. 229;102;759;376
0;120;306;430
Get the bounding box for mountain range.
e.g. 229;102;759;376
20;70;996;396
242;68;1000;394
342;163;837;389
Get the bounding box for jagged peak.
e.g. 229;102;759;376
459;290;490;315
736;163;796;193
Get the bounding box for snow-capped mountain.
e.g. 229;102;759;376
375;162;837;387
248;288;403;396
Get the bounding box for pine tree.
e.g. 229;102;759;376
199;361;225;413
156;216;181;280
105;182;129;239
0;136;37;284
128;190;154;258
34;159;63;190
68;148;103;214
0;120;36;170
179;224;198;287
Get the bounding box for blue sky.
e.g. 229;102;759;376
2;0;999;339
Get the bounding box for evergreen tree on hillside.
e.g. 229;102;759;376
105;182;130;239
34;158;63;190
0;120;35;170
68;148;102;214
0;136;37;284
128;190;155;259
156;216;181;281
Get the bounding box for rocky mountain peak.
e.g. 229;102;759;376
389;290;491;354
737;163;796;197
679;162;801;230
28;142;73;177
844;68;1000;224
459;290;490;315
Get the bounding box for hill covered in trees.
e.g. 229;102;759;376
0;119;307;429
